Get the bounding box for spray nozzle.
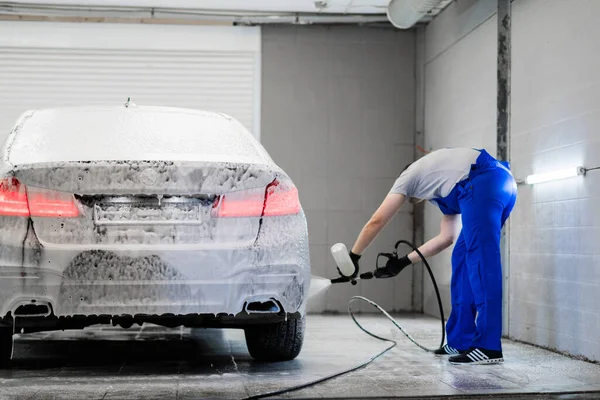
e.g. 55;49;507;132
331;252;411;284
330;242;412;285
330;275;357;285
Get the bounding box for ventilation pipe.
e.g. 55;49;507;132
0;3;390;24
387;0;443;29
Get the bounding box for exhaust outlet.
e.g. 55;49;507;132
245;299;281;314
14;300;52;317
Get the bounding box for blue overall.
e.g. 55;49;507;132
431;149;517;352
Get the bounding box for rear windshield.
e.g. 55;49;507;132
7;108;266;165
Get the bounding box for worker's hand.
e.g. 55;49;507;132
349;252;361;278
373;255;411;279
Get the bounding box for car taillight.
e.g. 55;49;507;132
213;188;265;218
213;180;301;218
0;178;29;217
263;181;301;217
0;178;79;218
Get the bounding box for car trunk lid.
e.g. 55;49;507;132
11;161;280;247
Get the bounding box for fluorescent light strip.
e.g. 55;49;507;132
525;166;585;185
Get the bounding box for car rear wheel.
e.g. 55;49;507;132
0;327;13;365
244;317;305;362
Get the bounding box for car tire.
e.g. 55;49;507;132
244;317;305;362
0;327;13;365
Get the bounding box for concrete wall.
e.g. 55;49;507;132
510;0;600;361
422;0;497;316
261;26;416;313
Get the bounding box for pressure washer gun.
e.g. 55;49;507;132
330;242;412;285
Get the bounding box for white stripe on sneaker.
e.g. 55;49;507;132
444;345;456;354
467;352;480;362
473;349;489;360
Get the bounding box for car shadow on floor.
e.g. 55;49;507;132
0;327;288;377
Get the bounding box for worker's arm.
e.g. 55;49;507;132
407;214;460;263
351;194;406;255
371;211;460;279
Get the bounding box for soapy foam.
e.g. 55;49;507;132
7;106;267;165
0;106;311;319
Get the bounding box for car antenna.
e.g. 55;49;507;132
124;97;135;108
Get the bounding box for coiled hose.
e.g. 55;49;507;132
245;239;446;400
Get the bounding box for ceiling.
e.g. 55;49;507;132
0;0;455;24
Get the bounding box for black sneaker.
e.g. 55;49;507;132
434;344;463;356
449;347;504;365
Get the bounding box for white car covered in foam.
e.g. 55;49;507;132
0;105;310;362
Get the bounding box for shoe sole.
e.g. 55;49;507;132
450;358;504;365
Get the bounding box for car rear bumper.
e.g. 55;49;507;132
6;309;303;334
0;209;310;328
0;245;310;321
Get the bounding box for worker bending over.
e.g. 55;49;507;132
347;148;517;365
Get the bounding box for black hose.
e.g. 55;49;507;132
244;239;445;400
392;240;446;351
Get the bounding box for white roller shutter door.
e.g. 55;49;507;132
0;21;261;142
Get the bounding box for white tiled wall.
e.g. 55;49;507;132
422;0;497;317
261;26;416;313
510;0;600;361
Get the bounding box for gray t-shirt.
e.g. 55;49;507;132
390;148;480;200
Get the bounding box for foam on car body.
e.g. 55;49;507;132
0;106;310;322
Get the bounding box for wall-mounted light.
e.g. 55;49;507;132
525;166;586;185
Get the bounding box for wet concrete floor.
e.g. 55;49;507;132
0;314;599;399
